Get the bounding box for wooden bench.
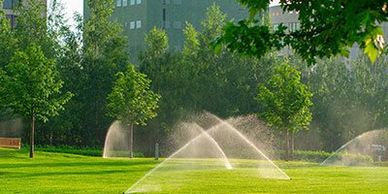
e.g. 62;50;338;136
0;137;21;149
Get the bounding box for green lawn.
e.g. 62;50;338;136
1;148;388;194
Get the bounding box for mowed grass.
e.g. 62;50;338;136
1;148;388;194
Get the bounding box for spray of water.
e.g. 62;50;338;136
125;122;232;193
103;121;130;158
124;113;290;193
209;114;290;180
321;129;388;166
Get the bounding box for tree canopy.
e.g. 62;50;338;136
217;0;388;64
256;63;313;133
107;64;160;126
256;62;313;159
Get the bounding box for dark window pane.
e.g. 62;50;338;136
3;0;13;9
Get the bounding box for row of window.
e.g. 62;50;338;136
271;10;299;17
125;21;184;30
3;0;16;9
117;0;142;7
125;20;142;29
162;0;182;5
163;21;182;29
273;22;300;32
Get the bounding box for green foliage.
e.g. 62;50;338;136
308;56;388;150
183;23;200;57
291;150;331;163
144;27;169;59
0;2;16;68
60;0;130;145
33;146;145;157
256;63;313;133
219;0;388;64
1;45;73;122
107;64;160;126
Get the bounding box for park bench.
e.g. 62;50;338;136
0;137;21;149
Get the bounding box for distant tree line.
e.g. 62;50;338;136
0;0;386;157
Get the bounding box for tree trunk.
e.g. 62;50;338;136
29;115;35;158
285;130;290;161
128;124;133;158
290;131;295;160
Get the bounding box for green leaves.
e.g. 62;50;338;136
2;44;73;122
237;0;270;19
363;27;384;63
220;0;388;64
107;64;160;126
216;20;286;59
256;63;313;132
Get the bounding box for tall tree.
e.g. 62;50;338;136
0;45;72;158
308;56;388;151
0;0;16;68
81;0;129;145
107;64;160;157
256;63;313;160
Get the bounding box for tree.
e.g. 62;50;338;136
0;45;72;158
307;56;388;151
81;0;129;145
107;64;160;158
217;0;388;64
256;63;313;160
0;0;16;68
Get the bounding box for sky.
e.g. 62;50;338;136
49;0;83;26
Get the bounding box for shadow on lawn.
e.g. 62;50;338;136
6;169;147;178
0;160;159;169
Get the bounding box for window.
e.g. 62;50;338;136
136;0;142;5
130;21;135;29
173;21;182;29
163;21;170;29
3;0;13;9
123;0;128;7
162;0;170;5
136;20;142;29
163;8;166;21
116;0;122;7
130;0;135;5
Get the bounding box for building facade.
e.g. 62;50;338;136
268;5;299;56
84;0;246;59
2;0;18;27
2;0;47;28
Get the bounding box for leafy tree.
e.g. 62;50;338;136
0;45;72;158
107;64;160;157
307;56;388;151
80;0;129;145
256;63;313;160
0;0;16;68
139;27;186;140
182;23;200;58
217;0;388;64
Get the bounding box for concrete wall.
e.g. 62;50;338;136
84;0;246;62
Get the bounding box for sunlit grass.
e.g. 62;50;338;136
1;148;388;193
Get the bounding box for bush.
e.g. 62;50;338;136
36;146;102;156
292;150;332;163
25;145;145;157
